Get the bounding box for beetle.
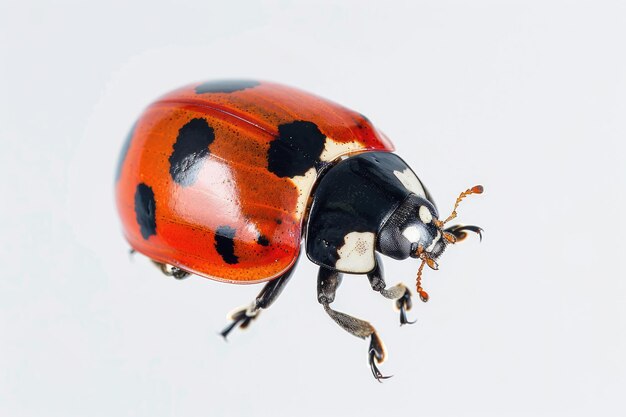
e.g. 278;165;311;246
115;80;483;380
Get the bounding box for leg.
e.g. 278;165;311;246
317;266;391;381
153;261;190;280
367;254;415;325
444;224;483;243
220;257;298;339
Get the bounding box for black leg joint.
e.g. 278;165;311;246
367;254;386;292
317;267;342;305
255;263;296;309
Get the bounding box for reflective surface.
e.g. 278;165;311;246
116;80;394;283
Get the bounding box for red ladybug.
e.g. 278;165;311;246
116;80;483;380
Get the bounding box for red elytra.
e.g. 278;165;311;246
115;80;394;284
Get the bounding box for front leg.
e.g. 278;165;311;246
367;254;416;325
444;224;483;243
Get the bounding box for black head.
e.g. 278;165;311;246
377;194;443;261
378;185;484;301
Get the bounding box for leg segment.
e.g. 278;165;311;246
444;224;483;243
153;261;190;280
367;254;415;325
317;266;391;381
220;257;298;339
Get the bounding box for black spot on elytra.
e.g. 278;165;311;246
169;118;215;186
267;121;326;178
257;235;270;246
195;80;260;94
115;123;136;182
215;226;239;264
134;183;157;239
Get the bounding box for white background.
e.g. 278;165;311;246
1;1;625;416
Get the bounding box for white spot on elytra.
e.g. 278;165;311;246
290;137;360;219
286;137;366;223
335;231;376;273
320;137;361;162
394;168;425;197
402;225;422;243
419;206;432;224
290;167;317;218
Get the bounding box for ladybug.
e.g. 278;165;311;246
115;80;483;380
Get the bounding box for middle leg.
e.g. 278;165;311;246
317;266;391;381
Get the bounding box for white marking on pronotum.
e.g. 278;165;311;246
394;168;425;197
335;231;376;273
402;225;422;243
426;230;441;252
419;206;433;224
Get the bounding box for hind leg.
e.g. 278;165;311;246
220;257;299;339
152;261;190;280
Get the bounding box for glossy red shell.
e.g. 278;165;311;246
116;81;394;283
